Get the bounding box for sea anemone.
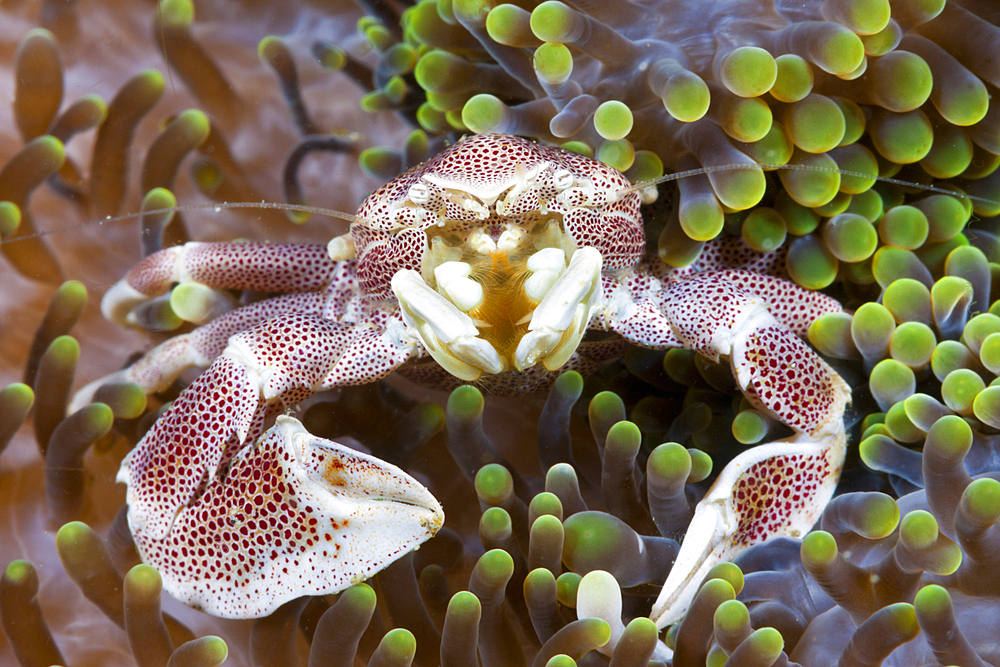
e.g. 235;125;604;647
4;0;1000;665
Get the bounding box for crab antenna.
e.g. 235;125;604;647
0;200;368;245
618;162;1000;209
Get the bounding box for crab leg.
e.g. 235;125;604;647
102;241;339;323
71;258;366;411
604;271;850;629
119;312;429;617
72;290;330;407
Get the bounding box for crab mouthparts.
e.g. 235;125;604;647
391;231;603;381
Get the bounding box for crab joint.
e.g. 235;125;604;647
648;428;847;630
327;232;356;261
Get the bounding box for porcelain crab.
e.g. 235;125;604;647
78;133;850;625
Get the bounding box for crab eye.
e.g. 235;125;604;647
553;168;574;191
408;182;431;206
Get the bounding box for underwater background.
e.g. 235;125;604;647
3;0;1000;665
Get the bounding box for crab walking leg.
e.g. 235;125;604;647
102;242;338;323
604;271;850;628
702;269;845;337
659;273;850;434
605;271;849;430
72;290;330;408
129;415;443;618
71;259;367;412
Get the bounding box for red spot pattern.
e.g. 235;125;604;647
711;270;842;337
357;134;631;232
132;420;441;618
124;261;367;395
603;272;682;349
353;133;644;299
741;325;849;435
353;226;428;302
690;234;788;277
562;206;644;273
126;246;181;295
127;243;338;296
125;310;410;540
105;133;854;620
661;273;759;358
604;262;847;438
731;453;831;548
186;292;330;360
644;237;843;337
234;313;360;401
124;356;260;540
321;324;414;387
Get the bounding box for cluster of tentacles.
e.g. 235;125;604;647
3;0;1000;666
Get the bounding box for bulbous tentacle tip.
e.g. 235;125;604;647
576;570;674;661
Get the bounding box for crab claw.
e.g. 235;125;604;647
730;323;851;439
649;428;846;629
661;273;851;437
640;272;851;629
125;416;443;618
119;354;262;541
101;242;337;324
119;312;404;541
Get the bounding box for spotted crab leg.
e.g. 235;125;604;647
603;271;850;630
71;243;361;410
120;311;433;617
101;241;338;323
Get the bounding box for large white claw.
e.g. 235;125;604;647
129;416;444;618
392;269;503;380
515;247;602;371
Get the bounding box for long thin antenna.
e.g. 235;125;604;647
0;201;364;244
3;162;998;246
620;162;1000;208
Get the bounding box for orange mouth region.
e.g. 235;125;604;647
466;250;535;368
421;213;578;375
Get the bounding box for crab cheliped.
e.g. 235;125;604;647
76;133;850;630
